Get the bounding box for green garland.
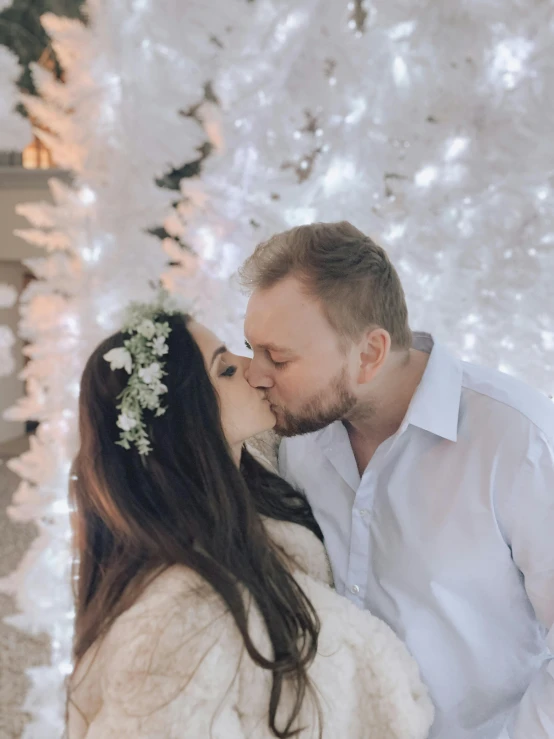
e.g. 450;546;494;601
103;296;180;456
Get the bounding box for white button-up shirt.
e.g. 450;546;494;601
279;333;554;739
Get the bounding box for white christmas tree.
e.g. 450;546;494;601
0;1;229;734
176;0;554;393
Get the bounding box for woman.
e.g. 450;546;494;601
67;299;433;739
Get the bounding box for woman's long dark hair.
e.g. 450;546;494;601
69;312;323;738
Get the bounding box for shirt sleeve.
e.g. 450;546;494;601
497;429;554;738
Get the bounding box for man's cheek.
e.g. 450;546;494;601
278;381;301;402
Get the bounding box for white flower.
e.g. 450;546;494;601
137;319;156;339
138;362;161;384
104;347;133;374
117;413;137;431
152;335;168;356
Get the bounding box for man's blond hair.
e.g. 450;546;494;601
240;221;411;349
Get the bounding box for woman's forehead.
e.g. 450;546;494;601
188;321;222;358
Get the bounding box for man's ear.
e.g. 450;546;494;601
357;328;391;384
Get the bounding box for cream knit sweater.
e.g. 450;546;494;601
68;517;434;738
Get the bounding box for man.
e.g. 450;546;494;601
241;221;554;739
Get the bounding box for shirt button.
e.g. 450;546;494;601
359;508;369;517
350;584;360;595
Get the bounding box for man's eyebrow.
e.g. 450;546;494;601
263;343;293;353
246;339;293;354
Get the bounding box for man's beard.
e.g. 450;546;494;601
271;366;357;437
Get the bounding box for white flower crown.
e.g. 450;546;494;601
104;296;181;456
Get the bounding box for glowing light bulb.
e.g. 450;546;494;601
196;227;216;260
392;56;409;86
464;333;476;349
415;165;438;187
81;245;102;263
388;21;417;40
444;136;469;161
78;186;96;205
51;500;71;515
284;207;318;226
384;222;406;242
323;159;356;194
541;331;554;350
490;37;533;89
345;97;367;124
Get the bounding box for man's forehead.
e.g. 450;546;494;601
245;311;324;357
244;279;328;346
244;309;299;349
248;276;311;311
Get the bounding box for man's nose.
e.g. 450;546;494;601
245;356;274;389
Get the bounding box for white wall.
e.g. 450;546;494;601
0;260;25;443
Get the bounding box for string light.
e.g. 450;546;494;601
415;165;438;187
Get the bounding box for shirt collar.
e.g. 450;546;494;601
402;331;462;442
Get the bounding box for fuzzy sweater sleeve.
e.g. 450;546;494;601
81;571;248;739
296;572;434;739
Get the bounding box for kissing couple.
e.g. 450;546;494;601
67;222;553;739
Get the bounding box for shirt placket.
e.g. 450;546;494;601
345;467;375;606
344;433;405;607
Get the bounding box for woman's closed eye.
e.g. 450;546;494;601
220;364;237;378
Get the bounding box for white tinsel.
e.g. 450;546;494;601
0;1;216;734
